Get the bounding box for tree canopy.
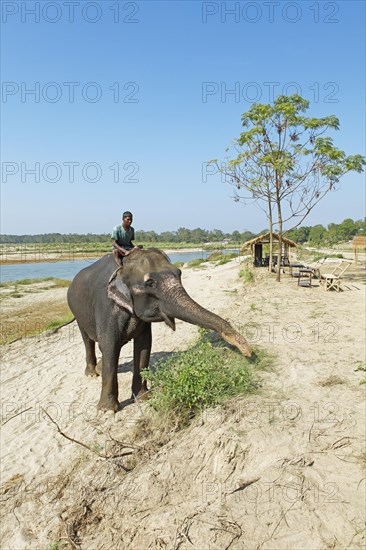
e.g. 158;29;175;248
212;94;365;279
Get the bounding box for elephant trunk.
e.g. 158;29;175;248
162;284;252;357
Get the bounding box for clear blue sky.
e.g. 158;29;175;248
1;0;365;235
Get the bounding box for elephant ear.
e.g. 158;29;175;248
107;268;134;314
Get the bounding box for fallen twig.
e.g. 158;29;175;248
59;514;80;549
1;407;32;426
41;408;134;461
132;392;143;414
266;500;298;542
227;477;261;494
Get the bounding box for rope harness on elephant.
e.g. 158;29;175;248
108;266;123;285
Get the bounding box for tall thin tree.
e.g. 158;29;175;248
212;95;365;280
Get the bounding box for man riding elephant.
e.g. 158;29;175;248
111;211;137;266
67;247;253;412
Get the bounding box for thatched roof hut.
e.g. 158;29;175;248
352;235;366;263
241;232;297;267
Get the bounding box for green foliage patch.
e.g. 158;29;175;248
186;258;207;268
216;252;239;265
0;277;70;289
43;312;75;332
355;362;366;372
239;267;255;283
142;330;272;422
354;362;366;385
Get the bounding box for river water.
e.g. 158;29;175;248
0;249;240;283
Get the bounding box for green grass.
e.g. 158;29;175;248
206;252;224;261
43;312;75;332
239;267;255;283
44;278;70;288
0;277;70;289
355;362;366;384
355;361;366;372
186;258;207;268
45;542;68;550
205;252;239;265
142;329;273;423
216;252;239;265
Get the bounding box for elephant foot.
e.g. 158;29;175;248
85;364;99;377
97;396;119;413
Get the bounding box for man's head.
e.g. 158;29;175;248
122;211;133;228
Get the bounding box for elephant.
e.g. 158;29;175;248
67;247;252;411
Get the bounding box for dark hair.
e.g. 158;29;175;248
122;211;133;219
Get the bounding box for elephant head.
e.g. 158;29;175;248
107;247;252;357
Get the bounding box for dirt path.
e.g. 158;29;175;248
1;260;365;549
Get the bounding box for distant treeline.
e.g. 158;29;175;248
0;229;257;244
285;218;365;245
1;218;364;245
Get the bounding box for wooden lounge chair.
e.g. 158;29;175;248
319;259;352;292
305;258;325;279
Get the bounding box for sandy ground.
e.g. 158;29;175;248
1;259;365;549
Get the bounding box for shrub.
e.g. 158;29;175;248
239;267;254;283
142;330;270;421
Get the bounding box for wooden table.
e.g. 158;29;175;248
298;268;313;287
289;264;305;277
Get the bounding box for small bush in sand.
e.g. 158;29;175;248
142;329;272;424
239;267;254;283
355;361;366;372
318;375;346;387
355;361;366;385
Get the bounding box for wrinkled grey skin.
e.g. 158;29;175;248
67;248;252;412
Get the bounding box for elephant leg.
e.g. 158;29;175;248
78;324;98;377
131;323;151;399
97;342;121;412
95;358;103;375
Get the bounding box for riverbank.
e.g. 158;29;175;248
0;278;71;345
0;245;233;265
0;249;209;265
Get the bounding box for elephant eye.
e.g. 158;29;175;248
145;278;156;289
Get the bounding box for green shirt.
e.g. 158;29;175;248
111;225;135;249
